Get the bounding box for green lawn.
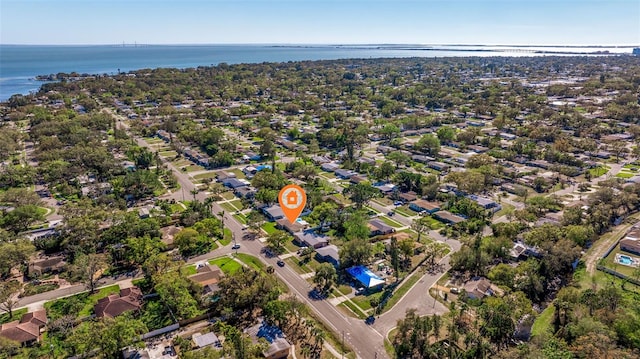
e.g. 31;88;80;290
284;257;314;274
589;165;610;177
235;253;266;271
377;216;404;228
229;169;246;179
209;257;243;274
374;197;394;206
78;285;121;317
319;171;336;179
420;215;445;230
601;246;640;278
220;192;236;201
262;222;278;235
531;305;555;338
395;205;418;217
381;274;421;314
284;238;301;253
182;265;197;276
220;229;232;246
221;191;236;201
233;213;247;224
36;206;50;217
493;202;515;218
615;172;635;179
193;172;218;180
0;308;27;324
228;199;244;211
220;202;238;212
184;164;205;173
159;150;178;157
334;285;352;296
351;294;379;312
171;203;186;213
46;285;121;320
338;301;368;320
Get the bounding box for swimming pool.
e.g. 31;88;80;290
618;255;633;265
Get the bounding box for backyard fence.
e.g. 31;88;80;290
596;265;640;286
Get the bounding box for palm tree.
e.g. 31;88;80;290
204;196;215;214
190;188;199;201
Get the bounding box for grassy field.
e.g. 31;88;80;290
228;199;244;210
221;192;236;201
171;159;192;167
182;264;197;275
493;202;515;218
233;213;247;224
193;172;218;180
420;215;445;230
159;150;178;157
319;171;336;179
284;257;313;274
229;169;246;179
588;165;610;177
78;285;121;317
381;274;421;314
0;308;27;324
220;228;232;245
262;222;278;235
171;203;186;213
351;293;379;312
209;256;243;274
376;215;404;228
531;305;555;338
615;172;635;179
334;285;352;296
184;164;205;173
373;197;393;206
45;285;121;320
395;205;418;217
339;301;368;319
235;253;266;271
220;202;238;212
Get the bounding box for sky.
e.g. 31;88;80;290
1;0;638;45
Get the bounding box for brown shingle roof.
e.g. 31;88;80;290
19;310;47;328
0;321;39;344
94;287;143;318
188;264;225;287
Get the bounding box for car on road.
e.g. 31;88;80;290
365;315;375;325
387;211;395;216
394;201;403;206
232;243;241;250
277;260;285;267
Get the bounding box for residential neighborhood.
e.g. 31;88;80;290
1;55;640;358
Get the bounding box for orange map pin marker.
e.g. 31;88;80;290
278;184;307;224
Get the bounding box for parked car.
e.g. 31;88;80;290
450;287;459;294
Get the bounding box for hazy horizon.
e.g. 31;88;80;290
1;43;638;47
2;0;638;46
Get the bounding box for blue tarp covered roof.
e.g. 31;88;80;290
347;265;385;288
